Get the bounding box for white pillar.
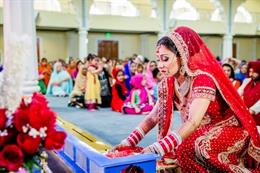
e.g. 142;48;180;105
1;0;39;110
156;0;173;38
222;0;233;59
78;28;87;60
78;0;88;60
222;34;233;59
221;0;245;59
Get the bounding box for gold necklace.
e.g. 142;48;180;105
174;77;191;99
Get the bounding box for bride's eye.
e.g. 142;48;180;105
162;56;169;62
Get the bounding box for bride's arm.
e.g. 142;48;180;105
178;98;210;139
142;98;210;155
139;101;159;133
112;101;159;149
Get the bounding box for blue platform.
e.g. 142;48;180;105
47;96;181;173
57;125;158;173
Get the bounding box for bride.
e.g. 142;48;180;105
112;26;259;172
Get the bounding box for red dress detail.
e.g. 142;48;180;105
175;74;257;172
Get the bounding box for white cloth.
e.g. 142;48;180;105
237;78;251;96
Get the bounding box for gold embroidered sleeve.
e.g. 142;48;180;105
192;86;216;101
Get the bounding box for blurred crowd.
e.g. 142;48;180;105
38;54;259;123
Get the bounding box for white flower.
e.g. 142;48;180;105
23;96;32;105
22;124;30;133
0;129;8;137
28;127;39;138
5;110;13;118
0;34;31;111
39;126;47;138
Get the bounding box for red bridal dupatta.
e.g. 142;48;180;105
157;27;259;162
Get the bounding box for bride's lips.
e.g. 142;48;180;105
160;70;167;73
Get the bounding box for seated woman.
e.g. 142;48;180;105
112;27;260;172
46;62;73;97
38;58;52;87
68;65;87;108
235;61;248;83
222;63;241;89
145;61;157;92
111;68;128;112
124;60;137;91
38;74;47;95
123;74;153;115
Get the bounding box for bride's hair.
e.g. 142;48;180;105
157;36;180;57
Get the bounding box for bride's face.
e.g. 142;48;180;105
156;45;180;77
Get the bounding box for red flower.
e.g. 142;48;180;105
44;131;66;150
0;136;6;147
17;134;41;155
0;144;23;171
13;107;29;132
28;103;56;131
0;109;7;129
31;93;48;108
0;127;17;146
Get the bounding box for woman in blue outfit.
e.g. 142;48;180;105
46;61;73;97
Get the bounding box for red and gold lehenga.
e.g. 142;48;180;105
156;27;260;172
117;27;260;172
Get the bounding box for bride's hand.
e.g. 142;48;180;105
109;143;129;152
141;145;155;154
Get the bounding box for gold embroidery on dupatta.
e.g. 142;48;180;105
200;114;211;127
158;78;168;140
195;116;239;164
248;140;260;162
229;164;251;173
218;130;249;164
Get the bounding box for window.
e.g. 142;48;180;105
34;0;61;12
211;8;223;21
170;0;199;20
234;5;252;23
210;0;224;21
90;0;139;17
150;8;157;18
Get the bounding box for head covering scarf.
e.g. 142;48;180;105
38;61;52;87
46;62;73;95
158;27;260;147
130;74;144;89
145;63;157;90
247;60;260;76
124;60;134;91
125;74;148;105
73;65;87;93
234;61;247;83
112;68;128;94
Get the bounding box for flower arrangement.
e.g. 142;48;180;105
0;93;66;172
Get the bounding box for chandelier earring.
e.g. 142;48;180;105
180;65;185;75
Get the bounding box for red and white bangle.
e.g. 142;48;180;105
150;131;182;156
121;127;145;146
